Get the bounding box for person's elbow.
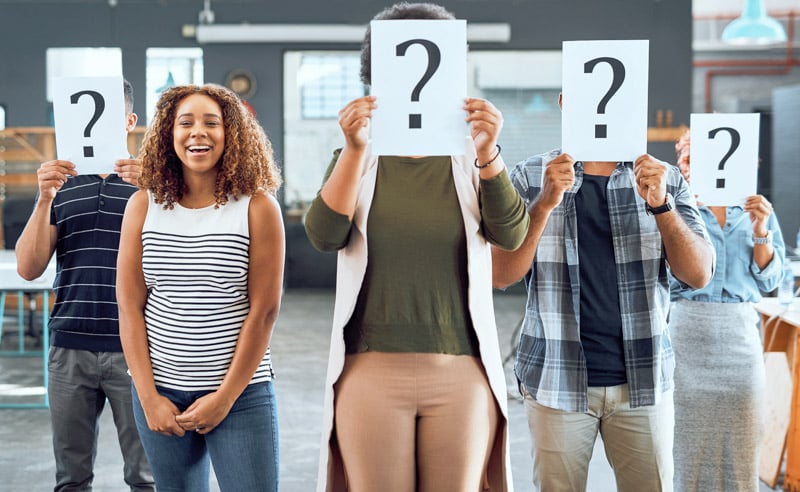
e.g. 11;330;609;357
17;267;39;282
305;232;346;253
693;267;714;290
493;275;520;290
676;243;715;290
491;259;525;289
16;257;45;281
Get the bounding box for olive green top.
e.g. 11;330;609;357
304;152;527;355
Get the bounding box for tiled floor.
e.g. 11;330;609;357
0;289;781;491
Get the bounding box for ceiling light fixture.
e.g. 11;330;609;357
183;23;511;44
721;0;787;45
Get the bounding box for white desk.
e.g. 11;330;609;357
0;250;55;408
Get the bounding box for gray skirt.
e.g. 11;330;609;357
669;299;765;492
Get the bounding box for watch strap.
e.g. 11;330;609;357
646;193;674;215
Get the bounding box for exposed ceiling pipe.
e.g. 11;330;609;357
693;9;797;21
694;10;799;112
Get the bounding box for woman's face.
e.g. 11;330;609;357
172;93;225;174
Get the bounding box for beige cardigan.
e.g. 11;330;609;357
316;145;513;492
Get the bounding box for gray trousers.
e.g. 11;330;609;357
48;347;154;492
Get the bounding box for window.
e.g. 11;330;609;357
468;51;563;168
282;51;364;215
298;54;364;119
0;105;5;130
145;48;204;124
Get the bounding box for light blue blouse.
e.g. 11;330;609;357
670;205;786;303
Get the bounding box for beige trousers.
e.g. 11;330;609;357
524;384;674;492
334;352;500;492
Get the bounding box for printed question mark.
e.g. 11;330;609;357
69;90;105;158
583;57;625;139
396;39;441;129
707;126;740;188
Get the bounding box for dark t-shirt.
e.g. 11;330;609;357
575;173;626;387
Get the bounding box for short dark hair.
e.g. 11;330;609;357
123;78;134;114
359;2;456;86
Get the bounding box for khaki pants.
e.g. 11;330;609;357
334;352;499;492
523;384;674;492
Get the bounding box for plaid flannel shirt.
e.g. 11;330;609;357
510;149;710;412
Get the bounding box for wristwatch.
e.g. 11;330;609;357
753;230;773;245
645;193;674;215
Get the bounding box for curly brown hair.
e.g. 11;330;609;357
137;84;281;209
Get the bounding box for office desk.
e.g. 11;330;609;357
757;297;800;490
0;250;55;408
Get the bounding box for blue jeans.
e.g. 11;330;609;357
132;382;279;492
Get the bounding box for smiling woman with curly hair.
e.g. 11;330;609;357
116;83;285;491
138;83;281;208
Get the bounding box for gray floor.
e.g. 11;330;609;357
0;289;781;491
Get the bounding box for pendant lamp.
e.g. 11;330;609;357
721;0;787;45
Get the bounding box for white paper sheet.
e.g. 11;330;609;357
562;40;649;162
370;19;468;156
52;76;128;175
689;113;760;206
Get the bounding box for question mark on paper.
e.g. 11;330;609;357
69;90;105;158
583;57;625;139
707;126;740;188
396;39;441;129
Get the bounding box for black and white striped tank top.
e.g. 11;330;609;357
142;192;273;391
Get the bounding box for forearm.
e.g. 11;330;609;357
216;309;278;404
15;199;56;279
304;195;353;252
480;168;529;250
492;200;550;288
118;308;159;403
476;150;505;181
753;242;774;271
319;145;368;219
658;211;714;289
219;191;283;403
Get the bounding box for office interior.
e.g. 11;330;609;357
0;0;798;491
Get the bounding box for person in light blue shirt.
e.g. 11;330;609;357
669;130;786;491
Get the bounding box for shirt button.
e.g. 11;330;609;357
100;200;105;206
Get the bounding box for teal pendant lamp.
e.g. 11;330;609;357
721;0;787;45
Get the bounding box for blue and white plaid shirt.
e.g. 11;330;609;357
510;149;711;412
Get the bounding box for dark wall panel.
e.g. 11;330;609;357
0;0;693;287
772;85;800;251
1;0;692;133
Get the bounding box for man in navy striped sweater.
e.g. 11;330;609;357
16;79;154;492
